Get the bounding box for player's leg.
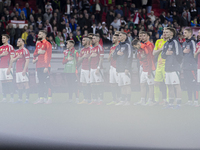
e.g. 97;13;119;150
89;70;98;104
189;70;199;106
16;83;23;102
167;84;175;106
183;70;193;105
24;81;30;103
34;68;45;104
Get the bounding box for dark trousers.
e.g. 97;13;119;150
37;67;51;98
183;70;198;101
66;73;78;99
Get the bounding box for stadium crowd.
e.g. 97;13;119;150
1;0;200;109
0;0;200;51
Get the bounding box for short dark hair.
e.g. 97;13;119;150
166;27;176;36
94;34;100;38
39;30;47;35
120;31;127;36
67;40;75;44
132;39;140;47
184;28;193;35
2;34;10;39
140;31;147;35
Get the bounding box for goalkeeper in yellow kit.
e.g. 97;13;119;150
153;29;169;105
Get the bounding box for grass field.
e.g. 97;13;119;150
0;92;200;150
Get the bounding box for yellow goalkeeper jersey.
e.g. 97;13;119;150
154;39;167;69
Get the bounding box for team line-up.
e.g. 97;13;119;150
0;28;200;108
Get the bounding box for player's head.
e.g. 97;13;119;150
88;33;94;44
139;31;143;42
165;27;176;39
140;31;148;43
184;28;193;39
92;34;100;45
2;34;9;44
162;28;167;39
17;38;25;47
119;32;127;42
38;30;47;41
82;37;90;47
66;40;75;49
132;39;141;50
112;34;119;44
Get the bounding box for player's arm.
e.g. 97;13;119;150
7;54;14;75
44;43;52;73
22;58;30;75
112;46;120;60
0;51;8;57
125;44;132;74
32;57;38;64
12;54;23;62
194;44;199;58
161;43;168;59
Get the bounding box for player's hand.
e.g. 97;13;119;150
117;51;124;56
22;70;26;76
68;56;74;61
38;49;46;55
17;54;23;59
95;69;100;75
166;50;173;55
90;53;98;57
141;51;146;58
183;48;190;53
6;68;10;75
83;53;89;58
125;69;129;75
44;68;48;73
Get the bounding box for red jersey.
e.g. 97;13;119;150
14;48;30;73
33;39;52;68
79;47;92;70
142;41;156;72
90;44;104;69
109;45;117;68
137;44;155;74
0;44;15;68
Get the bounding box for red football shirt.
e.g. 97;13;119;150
79;47;92;70
33;39;52;68
14;48;30;73
90;44;104;69
0;44;15;68
109;45;117;68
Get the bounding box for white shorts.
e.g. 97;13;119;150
140;71;154;85
35;71;39;84
90;69;104;83
109;66;119;84
80;69;90;84
0;68;13;81
118;72;131;86
16;72;29;83
165;72;180;85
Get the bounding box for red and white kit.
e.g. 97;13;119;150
14;48;30;83
79;47;92;84
0;44;15;81
90;44;104;83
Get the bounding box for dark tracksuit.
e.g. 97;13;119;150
182;37;198;101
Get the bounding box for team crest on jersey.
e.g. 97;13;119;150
121;47;125;51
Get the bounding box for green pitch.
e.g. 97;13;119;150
0;92;200;149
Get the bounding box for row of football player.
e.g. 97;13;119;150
77;28;200;108
0;28;200;107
